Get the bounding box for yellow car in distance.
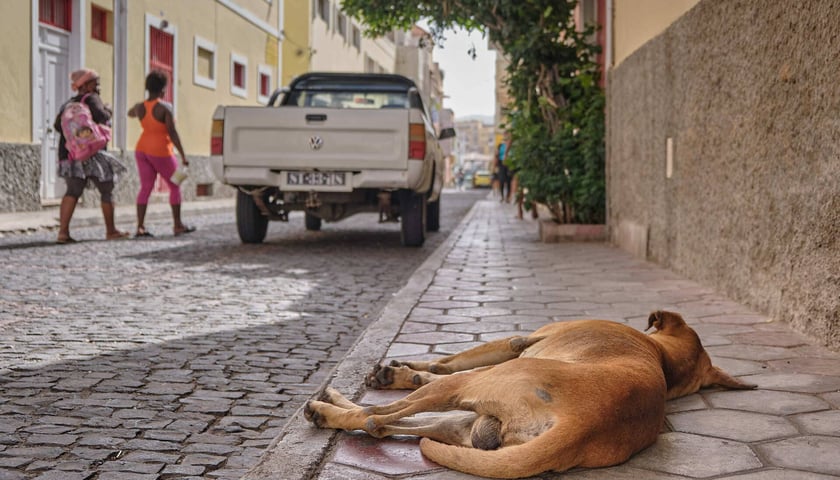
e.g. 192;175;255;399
472;170;492;188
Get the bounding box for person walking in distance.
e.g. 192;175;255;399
55;69;129;244
496;134;512;202
128;70;195;237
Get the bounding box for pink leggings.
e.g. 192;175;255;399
135;151;181;205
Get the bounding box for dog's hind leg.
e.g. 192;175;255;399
361;370;492;431
369;335;546;390
375;411;481;446
314;387;498;449
305;381;454;433
309;369;485;437
307;394;484;448
378;412;502;450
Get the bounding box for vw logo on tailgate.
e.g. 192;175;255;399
309;135;324;150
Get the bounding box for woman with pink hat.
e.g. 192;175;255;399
53;68;129;243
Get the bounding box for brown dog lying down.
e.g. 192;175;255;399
305;311;756;479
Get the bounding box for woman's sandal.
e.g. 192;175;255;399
135;228;154;238
56;236;77;244
106;231;130;241
174;225;196;236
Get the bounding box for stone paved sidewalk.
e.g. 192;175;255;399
246;199;840;480
0;197;234;235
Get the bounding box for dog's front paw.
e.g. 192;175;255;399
303;400;323;426
317;387;339;404
366;363;395;389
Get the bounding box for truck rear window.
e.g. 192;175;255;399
285;90;409;109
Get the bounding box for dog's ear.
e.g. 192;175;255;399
646;310;686;332
646;311;662;331
704;366;757;390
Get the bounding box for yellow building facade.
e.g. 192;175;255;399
0;0;296;212
611;0;700;67
1;2;35;144
0;0;437;214
281;0;310;87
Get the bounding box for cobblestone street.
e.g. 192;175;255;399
0;190;485;479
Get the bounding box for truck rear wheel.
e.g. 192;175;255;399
426;198;440;232
236;190;268;244
305;212;322;231
400;191;426;247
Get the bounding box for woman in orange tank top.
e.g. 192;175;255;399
128;70;194;237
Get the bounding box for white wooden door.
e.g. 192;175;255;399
37;26;71;201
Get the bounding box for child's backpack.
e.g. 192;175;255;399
60;93;111;161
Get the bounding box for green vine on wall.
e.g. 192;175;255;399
341;0;605;224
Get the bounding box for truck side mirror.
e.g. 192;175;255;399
438;128;456;140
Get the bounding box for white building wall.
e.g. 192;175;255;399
309;0;395;73
394;29;433;111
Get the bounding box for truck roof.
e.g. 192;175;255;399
288;72;418;92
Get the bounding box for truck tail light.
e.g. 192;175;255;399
211;119;224;155
409;123;426;160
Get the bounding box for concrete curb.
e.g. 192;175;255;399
242;201;479;480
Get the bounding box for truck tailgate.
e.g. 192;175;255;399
223;107;410;170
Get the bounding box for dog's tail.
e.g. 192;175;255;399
419;425;576;479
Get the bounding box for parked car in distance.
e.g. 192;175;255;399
472;170;492;188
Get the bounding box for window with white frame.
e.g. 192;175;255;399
230;53;248;98
257;65;272;104
336;11;347;39
193;36;216;89
351;24;361;50
315;0;330;27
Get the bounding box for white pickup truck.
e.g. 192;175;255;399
210;72;454;246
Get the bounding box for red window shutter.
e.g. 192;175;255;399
39;0;72;31
260;73;270;96
234;63;244;88
149;26;174;103
91;6;107;42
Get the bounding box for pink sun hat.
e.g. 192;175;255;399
70;69;100;91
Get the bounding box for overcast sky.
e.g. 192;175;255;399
430;27;496;119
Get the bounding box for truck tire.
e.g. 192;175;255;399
305;212;322;231
236;190;268;244
426;198;440;232
400;190;426;247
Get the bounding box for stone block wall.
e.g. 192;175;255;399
608;0;839;349
0;144;234;213
0;144;42;212
86;151;235;208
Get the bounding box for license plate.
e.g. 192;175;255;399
286;171;347;187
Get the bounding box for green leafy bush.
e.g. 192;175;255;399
342;0;605;223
